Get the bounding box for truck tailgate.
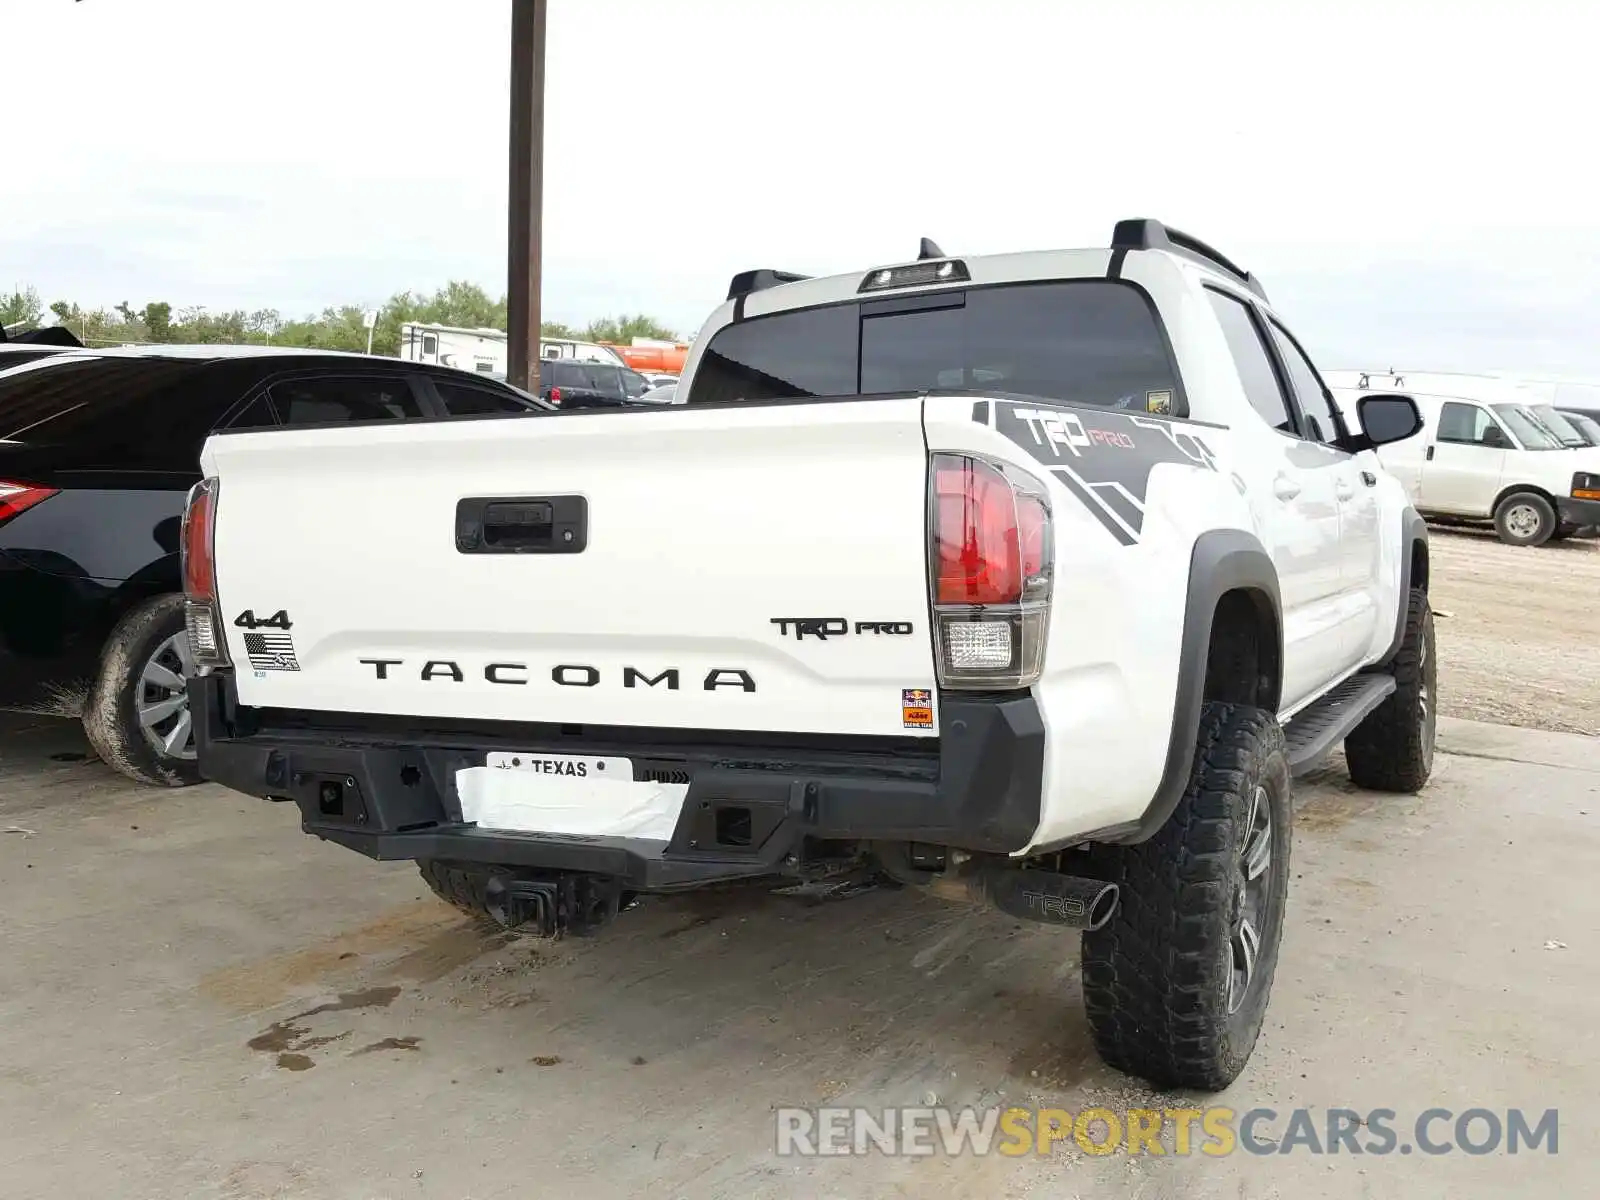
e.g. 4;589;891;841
201;400;940;737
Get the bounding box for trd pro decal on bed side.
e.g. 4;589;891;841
979;399;1218;544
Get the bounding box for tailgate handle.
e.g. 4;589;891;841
455;495;588;554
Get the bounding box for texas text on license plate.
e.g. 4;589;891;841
484;752;633;782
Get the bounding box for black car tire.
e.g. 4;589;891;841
83;593;202;788
1081;701;1292;1092
1345;587;1437;793
1492;492;1556;546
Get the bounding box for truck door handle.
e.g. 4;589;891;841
1272;474;1302;501
455;495;589;554
1426;445;1435;461
1361;470;1377;487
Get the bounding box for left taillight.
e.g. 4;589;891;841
0;481;59;527
928;453;1054;689
181;477;230;668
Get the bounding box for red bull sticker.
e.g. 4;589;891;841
902;688;934;729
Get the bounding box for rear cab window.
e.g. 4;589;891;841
685;282;1184;415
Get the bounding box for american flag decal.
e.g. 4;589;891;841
243;630;300;672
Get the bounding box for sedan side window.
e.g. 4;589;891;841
269;376;423;425
433;379;538;416
221;393;277;431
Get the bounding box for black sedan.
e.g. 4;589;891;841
0;346;551;786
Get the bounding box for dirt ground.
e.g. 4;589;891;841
1428;528;1600;736
1;714;1595;1200
1;528;1597;1199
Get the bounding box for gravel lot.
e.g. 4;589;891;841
2;713;1595;1200
0;526;1596;1199
1429;528;1600;736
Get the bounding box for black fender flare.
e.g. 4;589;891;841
1094;528;1282;845
1376;506;1428;667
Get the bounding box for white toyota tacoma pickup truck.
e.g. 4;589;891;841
186;219;1435;1091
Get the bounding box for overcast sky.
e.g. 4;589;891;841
6;0;1598;376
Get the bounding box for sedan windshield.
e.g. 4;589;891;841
1491;404;1563;449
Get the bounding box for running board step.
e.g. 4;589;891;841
1282;674;1397;776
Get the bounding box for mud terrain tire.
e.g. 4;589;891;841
1081;701;1292;1092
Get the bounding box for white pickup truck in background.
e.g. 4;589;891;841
185;220;1434;1091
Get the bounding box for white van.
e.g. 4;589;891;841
1326;371;1600;546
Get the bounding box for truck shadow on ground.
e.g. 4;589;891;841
230;879;1123;1108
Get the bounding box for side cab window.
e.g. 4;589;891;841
1204;288;1296;434
1265;321;1345;448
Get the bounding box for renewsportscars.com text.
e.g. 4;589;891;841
775;1106;1559;1158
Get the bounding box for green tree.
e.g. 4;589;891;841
9;283;672;358
142;301;173;343
416;280;504;329
276;305;372;353
1;285;43;329
584;313;679;345
246;309;283;343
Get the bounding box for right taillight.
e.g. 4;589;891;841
0;481;59;527
181;477;230;668
548;387;562;407
929;454;1053;689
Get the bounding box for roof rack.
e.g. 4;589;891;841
1111;218;1267;300
726;268;812;301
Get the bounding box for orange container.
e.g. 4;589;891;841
606;343;688;375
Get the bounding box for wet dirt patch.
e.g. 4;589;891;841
246;986;404;1070
529;1055;563;1067
1332;875;1379;893
1297;790;1382;831
386;925;517;984
200;903;475;1011
351;1036;421;1056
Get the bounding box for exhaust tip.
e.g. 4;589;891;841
1084;883;1119;932
982;869;1121;930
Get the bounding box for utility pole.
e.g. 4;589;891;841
506;0;547;394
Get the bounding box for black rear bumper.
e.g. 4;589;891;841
191;673;1044;891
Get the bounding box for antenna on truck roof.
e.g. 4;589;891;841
918;237;945;261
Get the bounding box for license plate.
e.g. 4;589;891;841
484;752;633;782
